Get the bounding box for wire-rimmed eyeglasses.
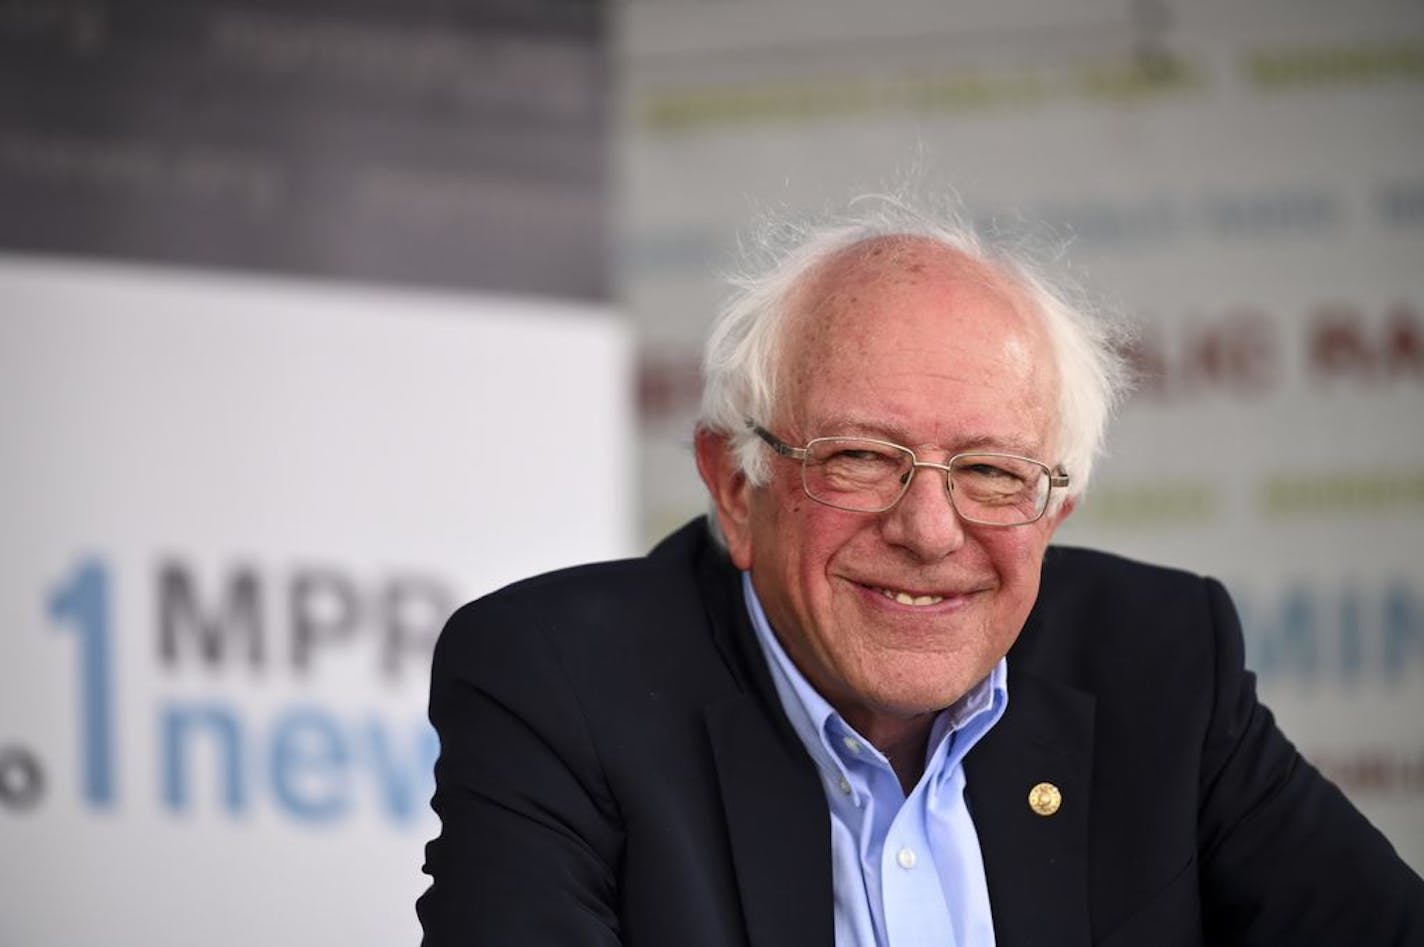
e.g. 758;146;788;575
748;421;1069;527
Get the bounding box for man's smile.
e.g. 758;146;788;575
850;578;987;610
877;586;945;606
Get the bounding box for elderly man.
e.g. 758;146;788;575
417;202;1424;946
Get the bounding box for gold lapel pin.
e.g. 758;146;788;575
1028;781;1062;817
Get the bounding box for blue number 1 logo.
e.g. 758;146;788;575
48;559;116;807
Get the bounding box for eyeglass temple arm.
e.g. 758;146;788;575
747;421;808;460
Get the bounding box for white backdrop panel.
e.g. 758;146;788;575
0;255;633;946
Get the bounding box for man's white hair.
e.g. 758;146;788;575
698;192;1133;510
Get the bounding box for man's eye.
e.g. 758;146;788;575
964;463;1022;481
821;448;904;472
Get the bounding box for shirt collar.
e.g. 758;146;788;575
740;571;1008;787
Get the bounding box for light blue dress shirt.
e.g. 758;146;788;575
742;573;1008;947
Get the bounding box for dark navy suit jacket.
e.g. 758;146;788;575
418;519;1424;945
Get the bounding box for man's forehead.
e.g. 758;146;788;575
772;234;1058;443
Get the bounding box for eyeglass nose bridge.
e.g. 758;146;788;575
894;457;959;506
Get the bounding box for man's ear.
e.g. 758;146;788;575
1044;494;1077;538
694;427;754;570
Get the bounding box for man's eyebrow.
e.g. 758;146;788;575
810;415;905;440
952;432;1043;456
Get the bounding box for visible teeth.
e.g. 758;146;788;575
880;588;944;606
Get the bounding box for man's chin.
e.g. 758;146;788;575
861;679;980;722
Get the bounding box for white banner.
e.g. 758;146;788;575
0;256;633;946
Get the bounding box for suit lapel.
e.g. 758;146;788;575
692;529;835;947
966;669;1096;947
705;696;834;947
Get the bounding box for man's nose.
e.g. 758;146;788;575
880;461;966;560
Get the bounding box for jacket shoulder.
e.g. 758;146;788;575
433;517;722;667
1041;544;1210;594
1018;545;1227;684
1036;545;1222;627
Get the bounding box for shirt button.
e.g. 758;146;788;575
837;776;852;795
896;847;917;870
842;736;861;754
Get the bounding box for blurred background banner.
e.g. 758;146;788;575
0;262;630;945
2;0;1422;943
621;0;1423;870
0;2;627;946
